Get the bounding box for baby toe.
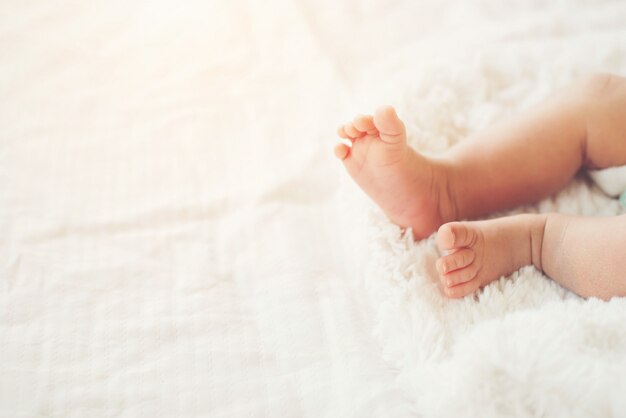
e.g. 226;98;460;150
334;143;350;160
438;248;475;274
437;222;479;251
441;261;479;287
373;106;406;144
444;278;482;299
436;223;457;251
337;125;348;138
353;114;376;134
343;123;363;139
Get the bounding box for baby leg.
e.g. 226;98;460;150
436;213;626;300
541;214;626;300
447;74;626;219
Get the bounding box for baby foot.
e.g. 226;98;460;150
334;106;455;239
435;214;547;298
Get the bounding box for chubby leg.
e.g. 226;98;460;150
541;214;626;300
447;73;626;219
436;214;626;300
335;74;626;239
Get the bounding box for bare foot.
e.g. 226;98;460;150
335;106;455;239
435;214;547;298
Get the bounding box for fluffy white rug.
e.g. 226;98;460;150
338;4;626;416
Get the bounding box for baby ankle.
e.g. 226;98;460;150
529;214;548;271
435;162;459;224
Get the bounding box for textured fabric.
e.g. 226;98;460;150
590;165;626;197
1;1;626;417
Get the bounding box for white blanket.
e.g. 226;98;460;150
1;1;626;417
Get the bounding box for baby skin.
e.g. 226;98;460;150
336;74;626;300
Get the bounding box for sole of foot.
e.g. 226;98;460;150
335;106;454;239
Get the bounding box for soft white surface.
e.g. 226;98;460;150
1;1;626;417
590;166;626;197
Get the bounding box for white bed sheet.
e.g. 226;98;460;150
0;1;407;416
